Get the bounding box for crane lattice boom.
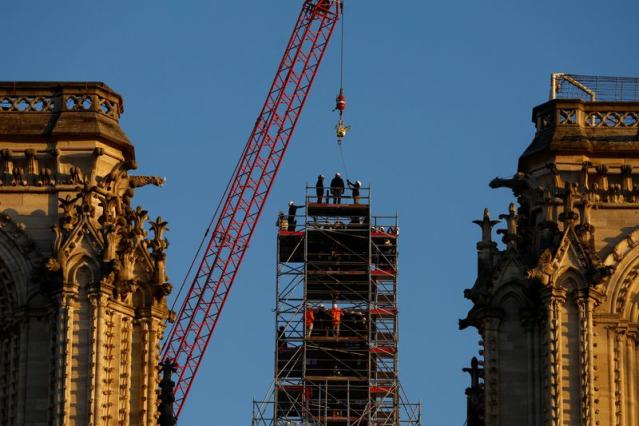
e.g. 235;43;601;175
161;0;341;417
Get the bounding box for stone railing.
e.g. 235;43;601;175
534;99;639;132
0;82;123;121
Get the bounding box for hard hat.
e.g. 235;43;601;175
356;180;362;186
319;174;324;178
319;303;325;309
289;201;294;205
336;172;341;177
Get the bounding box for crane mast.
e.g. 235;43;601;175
161;0;341;417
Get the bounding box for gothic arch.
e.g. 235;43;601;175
492;280;532;311
64;252;101;288
0;219;47;425
0;221;45;321
602;243;639;319
0;256;18;324
556;268;586;294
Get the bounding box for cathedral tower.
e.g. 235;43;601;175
461;74;639;425
0;82;172;425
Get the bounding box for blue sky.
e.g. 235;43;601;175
3;1;638;424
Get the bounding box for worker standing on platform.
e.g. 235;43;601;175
276;211;287;230
331;302;343;336
302;386;313;415
330;173;345;204
305;305;316;338
288;201;303;231
315;174;325;203
347;179;361;204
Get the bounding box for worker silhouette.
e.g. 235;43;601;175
347;179;362;204
330;173;345;204
315;174;325;203
288;201;303;231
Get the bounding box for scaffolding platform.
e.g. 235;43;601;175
253;185;421;426
307;202;370;217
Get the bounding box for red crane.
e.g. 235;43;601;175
161;0;342;418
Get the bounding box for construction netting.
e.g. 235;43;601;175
553;73;639;102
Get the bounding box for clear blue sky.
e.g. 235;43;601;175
3;1;638;424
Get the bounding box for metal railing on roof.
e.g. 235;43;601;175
550;73;639;102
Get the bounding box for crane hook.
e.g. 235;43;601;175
335;87;346;113
334;88;350;145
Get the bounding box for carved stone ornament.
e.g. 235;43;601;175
473;208;500;246
47;162;171;301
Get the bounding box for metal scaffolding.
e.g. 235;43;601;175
253;186;421;426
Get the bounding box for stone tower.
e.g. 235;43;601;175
461;75;639;425
0;82;172;425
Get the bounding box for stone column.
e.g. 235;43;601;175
482;315;501;426
59;294;77;426
626;332;636;426
577;292;595;426
543;289;565;426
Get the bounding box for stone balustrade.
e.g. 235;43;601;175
534;99;639;132
0;82;123;121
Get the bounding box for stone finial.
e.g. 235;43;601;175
463;356;484;389
497;203;518;248
559;181;579;224
576;199;596;249
132;206;149;239
58;195;80;231
546;163;563;190
472;208;500;245
595;164;609;193
149;216;169;255
463;356;485;426
580;161;592;191
149;216;169;287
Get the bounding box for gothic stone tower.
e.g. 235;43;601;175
461;76;639;426
0;82;172;425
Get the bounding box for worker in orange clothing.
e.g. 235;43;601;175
305;306;316;338
302;385;314;415
331;302;343;337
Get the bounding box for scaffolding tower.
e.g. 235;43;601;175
253;186;421;425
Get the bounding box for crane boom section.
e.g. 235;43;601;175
161;1;341;417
